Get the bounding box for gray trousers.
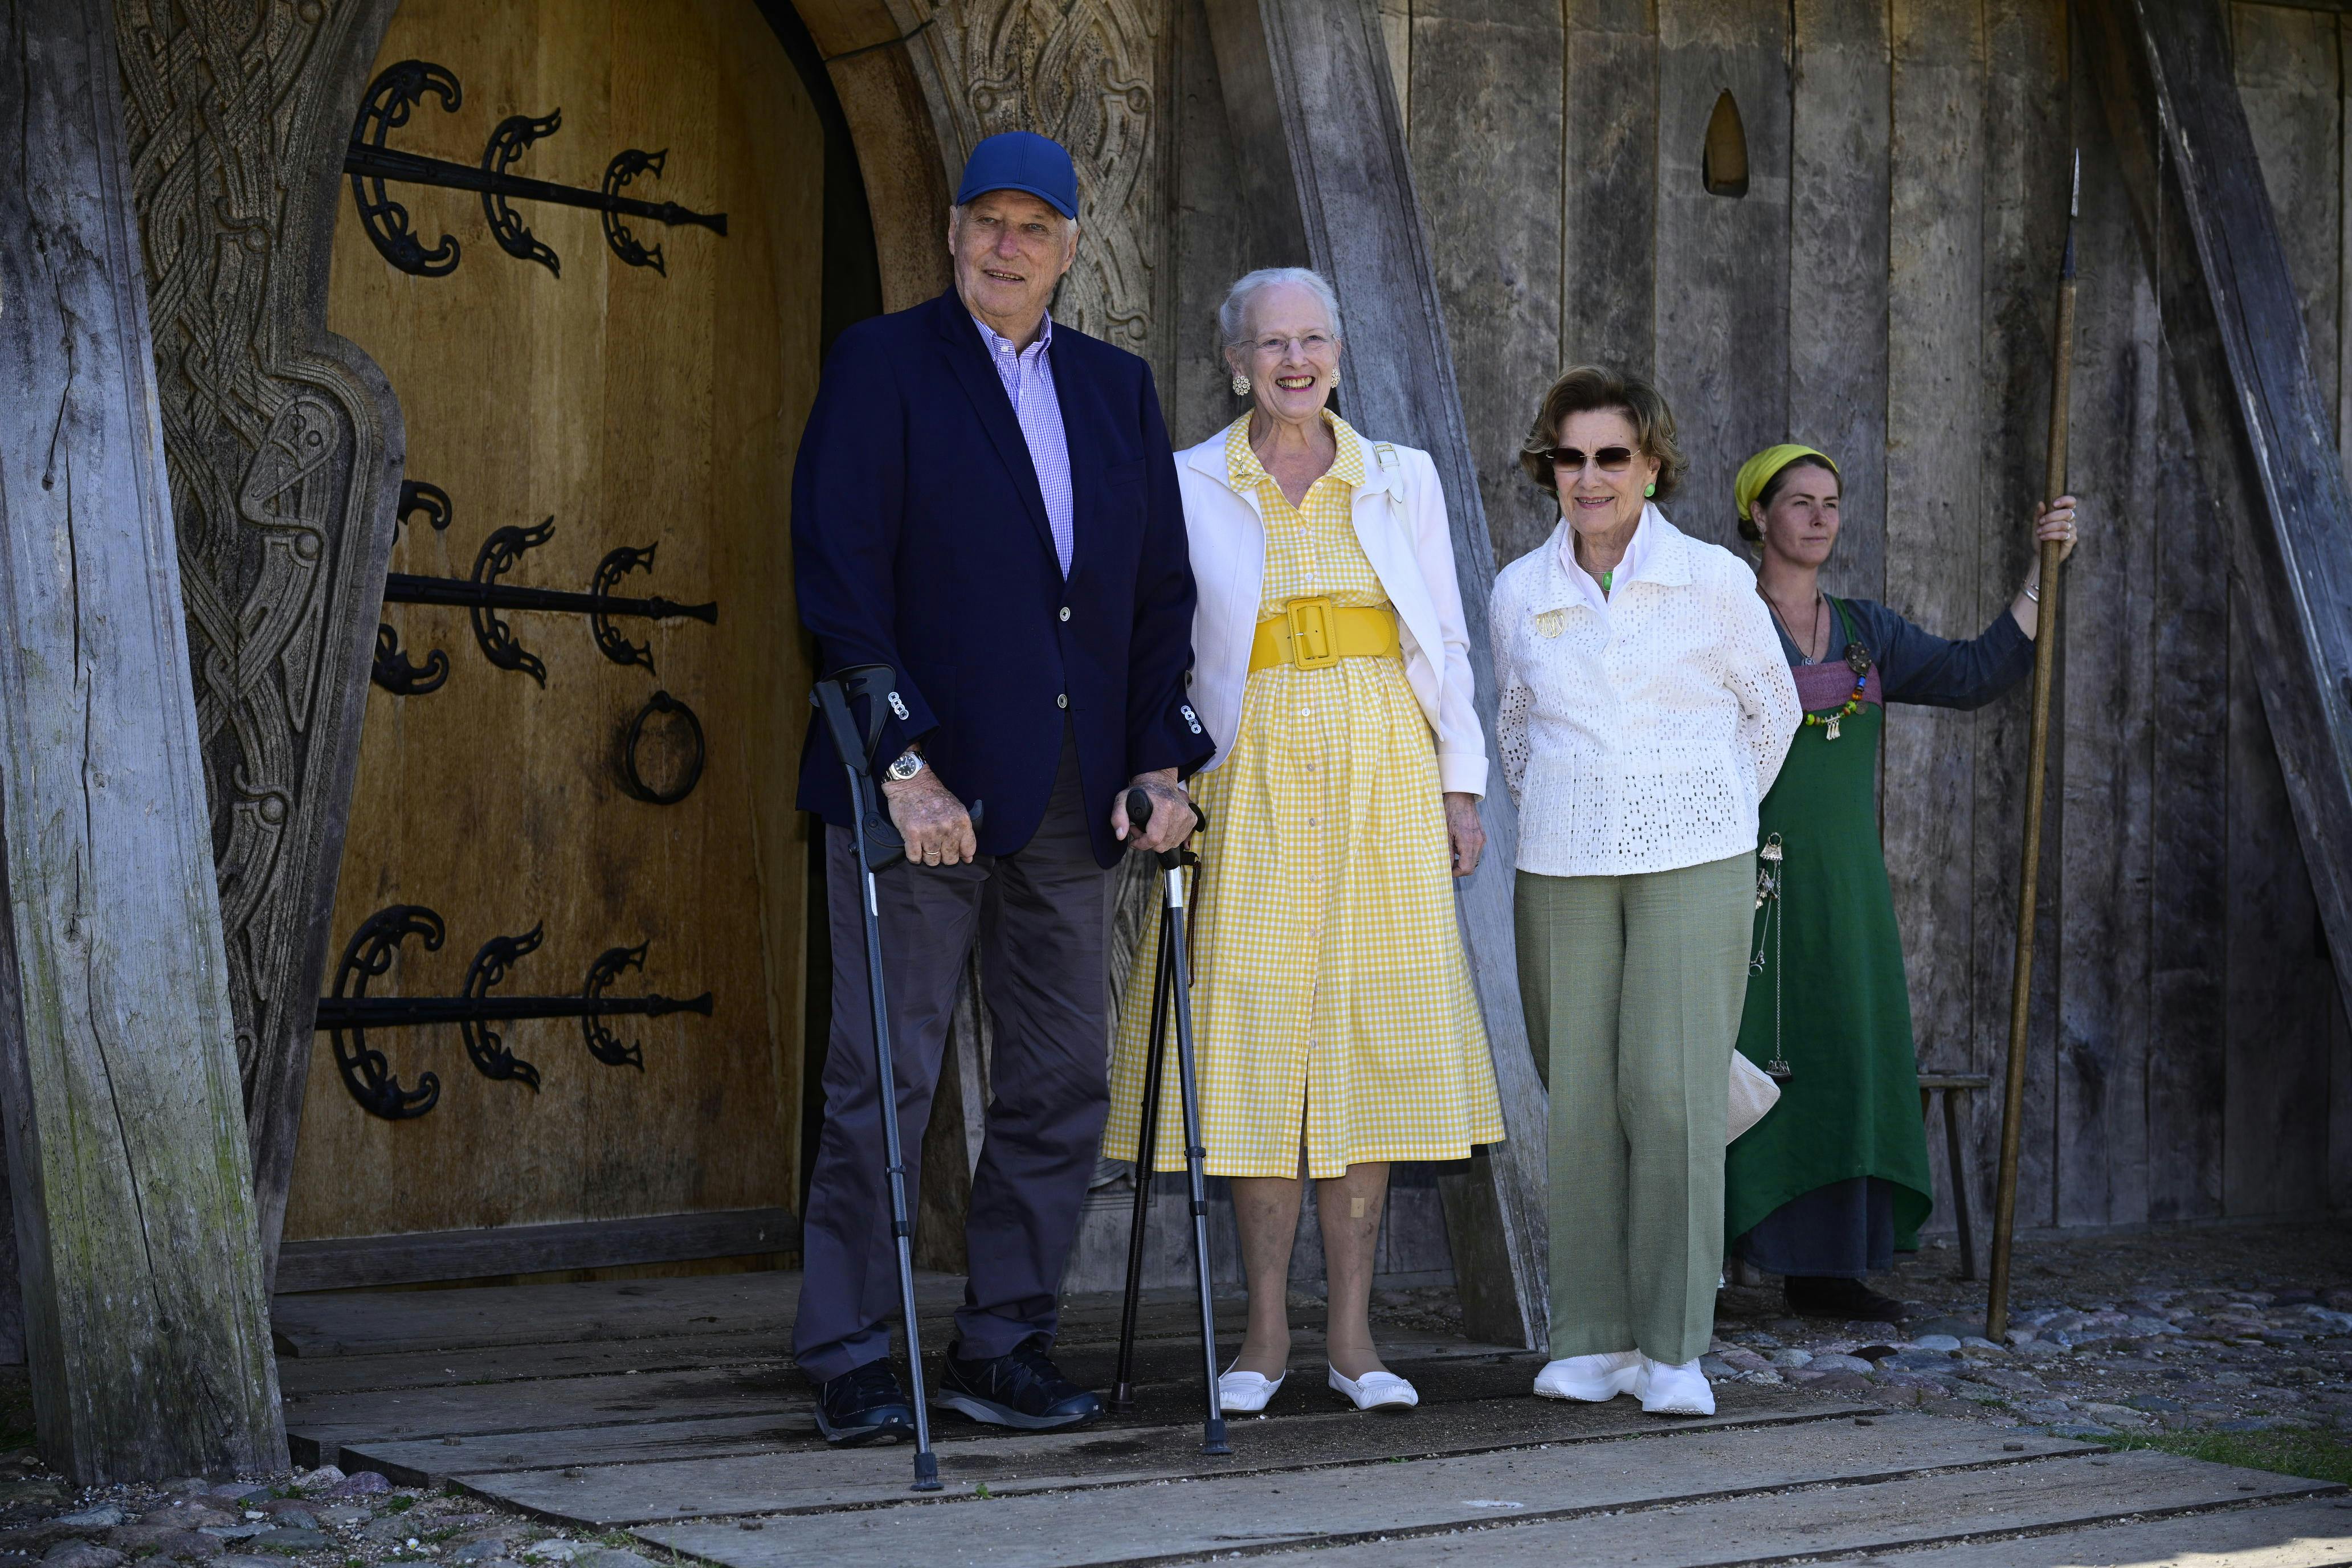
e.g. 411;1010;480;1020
793;738;1113;1383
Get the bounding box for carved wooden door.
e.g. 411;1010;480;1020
284;0;823;1277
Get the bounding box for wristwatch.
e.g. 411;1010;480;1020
884;747;926;782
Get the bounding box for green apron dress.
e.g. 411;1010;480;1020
1725;598;1935;1257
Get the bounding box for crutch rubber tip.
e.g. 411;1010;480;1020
1200;1420;1232;1457
911;1452;942;1491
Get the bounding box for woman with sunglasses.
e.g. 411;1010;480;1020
1724;446;2077;1323
1492;365;1798;1417
1102;267;1502;1414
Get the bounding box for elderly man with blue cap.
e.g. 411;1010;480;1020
791;131;1211;1443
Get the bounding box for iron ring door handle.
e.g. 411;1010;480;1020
621;690;705;805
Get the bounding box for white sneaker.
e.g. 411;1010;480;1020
1218;1365;1285;1414
1328;1366;1418;1410
1532;1350;1642;1402
1636;1355;1716;1416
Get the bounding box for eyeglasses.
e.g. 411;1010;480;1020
1539;446;1637;473
1249;333;1334;357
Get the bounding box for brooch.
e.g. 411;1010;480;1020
1532;609;1566;639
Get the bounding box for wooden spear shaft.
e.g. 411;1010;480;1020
1986;151;2079;1345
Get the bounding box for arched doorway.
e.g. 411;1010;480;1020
281;0;877;1281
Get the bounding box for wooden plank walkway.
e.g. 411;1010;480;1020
276;1269;2352;1565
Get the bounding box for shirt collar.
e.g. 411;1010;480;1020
1558;504;1656;604
973;310;1053;359
1224;409;1366;493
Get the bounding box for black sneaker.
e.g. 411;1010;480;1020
813;1360;917;1446
1785;1275;1909;1323
934;1339;1104;1431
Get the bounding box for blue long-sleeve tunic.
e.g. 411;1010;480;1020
1772;598;2034;709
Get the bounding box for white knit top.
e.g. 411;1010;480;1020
1491;507;1800;877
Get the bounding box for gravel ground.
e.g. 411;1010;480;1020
1369;1219;2352;1441
0;1466;676;1568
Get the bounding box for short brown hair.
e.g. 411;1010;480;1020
1518;365;1687;502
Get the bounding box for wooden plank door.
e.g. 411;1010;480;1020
285;0;823;1273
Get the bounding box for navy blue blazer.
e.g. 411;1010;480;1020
793;289;1213;867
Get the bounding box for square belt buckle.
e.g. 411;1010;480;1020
1285;597;1340;669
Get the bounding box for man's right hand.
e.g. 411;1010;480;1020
881;769;977;867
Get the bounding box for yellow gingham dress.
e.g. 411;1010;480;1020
1101;413;1504;1179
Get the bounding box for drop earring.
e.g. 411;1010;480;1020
1231;372;1252;396
1331;367;1342;386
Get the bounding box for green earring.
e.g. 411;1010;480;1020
1644;482;1656;498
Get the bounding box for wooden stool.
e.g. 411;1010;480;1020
1917;1071;1990;1281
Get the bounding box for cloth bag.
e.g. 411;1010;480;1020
1728;1052;1782;1144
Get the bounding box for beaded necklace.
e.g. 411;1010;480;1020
1806;643;1872;741
1769;592;1872;738
1765;590;1875;741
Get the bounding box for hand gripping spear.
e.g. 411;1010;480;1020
1985;151;2080;1345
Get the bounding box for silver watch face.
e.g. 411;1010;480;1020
887;750;924;781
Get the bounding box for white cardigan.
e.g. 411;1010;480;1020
1177;429;1487;797
1491;508;1799;876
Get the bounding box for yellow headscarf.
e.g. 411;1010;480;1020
1734;444;1840;529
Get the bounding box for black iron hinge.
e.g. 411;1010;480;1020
345;60;728;279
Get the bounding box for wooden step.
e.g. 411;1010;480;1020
276;1330;789;1398
451;1391;1873;1524
1806;1491;2352;1565
276;1322;1255;1399
284;1363;807;1467
271;1271;852;1358
288;1345;1550;1467
627;1415;2123;1567
1244;1451;2337;1567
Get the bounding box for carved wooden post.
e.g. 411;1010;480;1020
0;0;285;1480
1204;0;1549;1348
113;0;407;1285
2081;0;2352;1026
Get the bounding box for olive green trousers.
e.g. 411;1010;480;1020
1516;852;1755;1366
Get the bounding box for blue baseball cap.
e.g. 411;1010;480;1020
955;132;1079;219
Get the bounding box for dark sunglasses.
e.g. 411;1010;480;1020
1540;445;1637;473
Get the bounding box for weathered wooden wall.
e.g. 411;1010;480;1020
2215;0;2352;1220
285;0;823;1244
0;0;284;1476
1338;0;2352;1235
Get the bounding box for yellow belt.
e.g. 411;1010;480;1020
1247;597;1399;672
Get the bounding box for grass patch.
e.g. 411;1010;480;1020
2092;1426;2352;1488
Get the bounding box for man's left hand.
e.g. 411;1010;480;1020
1114;768;1195;854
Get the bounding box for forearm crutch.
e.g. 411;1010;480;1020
811;664;983;1494
1109;788;1229;1457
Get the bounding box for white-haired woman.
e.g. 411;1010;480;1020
1103;267;1504;1414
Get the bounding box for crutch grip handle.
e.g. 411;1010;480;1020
859;799;985;873
1124;786;1207;868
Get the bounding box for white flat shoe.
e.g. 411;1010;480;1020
1218;1365;1285;1414
1636;1355;1716;1416
1532;1350;1642;1402
1328;1366;1418;1410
